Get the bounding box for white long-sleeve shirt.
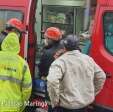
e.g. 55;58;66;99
47;50;106;109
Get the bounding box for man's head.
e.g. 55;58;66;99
63;34;80;51
44;27;62;46
5;18;25;39
0;18;25;50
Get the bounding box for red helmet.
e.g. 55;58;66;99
44;27;62;41
6;18;25;32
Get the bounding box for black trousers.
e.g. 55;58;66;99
52;107;86;112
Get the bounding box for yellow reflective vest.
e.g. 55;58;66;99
0;32;32;112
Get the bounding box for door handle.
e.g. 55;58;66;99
106;73;112;78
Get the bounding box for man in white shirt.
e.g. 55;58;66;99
47;35;106;112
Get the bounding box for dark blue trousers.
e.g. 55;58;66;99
52;107;86;112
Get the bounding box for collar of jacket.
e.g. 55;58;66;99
65;50;80;55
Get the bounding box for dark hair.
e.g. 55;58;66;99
63;34;80;51
5;24;21;33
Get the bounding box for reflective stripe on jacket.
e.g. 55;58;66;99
0;32;32;112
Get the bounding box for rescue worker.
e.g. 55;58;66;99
47;35;106;112
38;27;65;79
0;18;24;48
0;18;32;111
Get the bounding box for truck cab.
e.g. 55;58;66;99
89;0;113;111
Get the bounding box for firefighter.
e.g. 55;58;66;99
0;18;32;111
38;27;65;79
0;18;25;49
47;35;106;112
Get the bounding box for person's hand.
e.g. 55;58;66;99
41;76;47;80
54;100;60;107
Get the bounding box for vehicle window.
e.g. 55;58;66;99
0;10;23;32
103;12;113;54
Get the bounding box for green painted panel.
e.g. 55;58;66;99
42;0;85;7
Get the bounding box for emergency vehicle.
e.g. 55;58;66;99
0;0;113;112
80;0;113;112
89;0;113;111
82;0;113;112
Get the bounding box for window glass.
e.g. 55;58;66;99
103;12;113;54
0;10;23;32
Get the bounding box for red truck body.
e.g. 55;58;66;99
90;0;113;111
